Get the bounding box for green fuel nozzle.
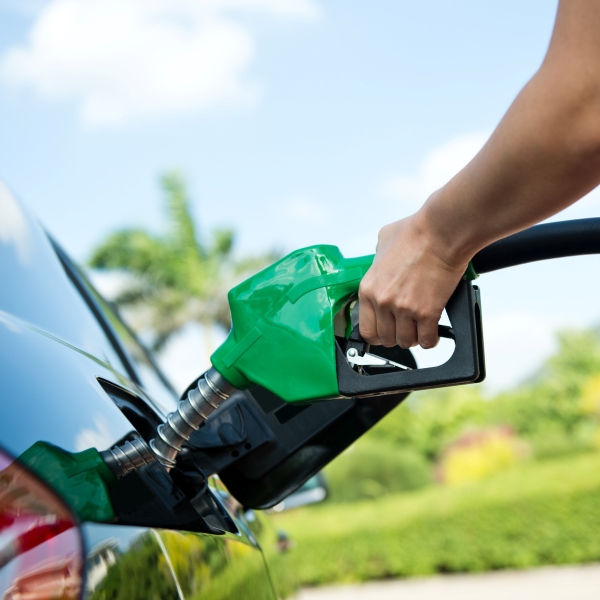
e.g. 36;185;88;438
211;246;375;400
211;245;484;400
150;245;484;470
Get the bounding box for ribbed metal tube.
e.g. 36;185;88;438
150;367;236;470
101;437;156;479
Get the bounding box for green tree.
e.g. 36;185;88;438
89;172;278;351
369;386;486;460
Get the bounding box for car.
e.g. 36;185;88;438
0;181;415;600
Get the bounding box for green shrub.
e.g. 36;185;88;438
438;427;527;484
529;422;599;460
324;440;432;502
267;453;600;595
369;387;486;460
366;329;600;465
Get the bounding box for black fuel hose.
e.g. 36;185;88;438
472;217;600;274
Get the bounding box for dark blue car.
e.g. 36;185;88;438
0;181;414;600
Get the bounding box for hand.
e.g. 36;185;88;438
358;211;469;349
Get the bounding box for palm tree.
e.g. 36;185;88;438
89;172;279;352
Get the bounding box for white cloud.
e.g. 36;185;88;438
380;129;600;224
0;0;320;127
380;132;489;214
336;132;492;256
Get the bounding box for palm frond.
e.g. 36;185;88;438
162;172;202;260
209;229;235;257
89;172;282;355
89;229;164;273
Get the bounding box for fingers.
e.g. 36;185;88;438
359;291;427;349
374;306;398;348
395;314;418;349
360;282;441;349
359;280;419;348
416;317;440;349
359;284;405;347
357;214;464;351
358;297;380;345
359;305;437;349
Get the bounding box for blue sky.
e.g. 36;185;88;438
4;0;600;392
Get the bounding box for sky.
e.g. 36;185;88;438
3;0;600;393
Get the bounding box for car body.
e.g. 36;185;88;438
0;178;416;600
0;182;278;600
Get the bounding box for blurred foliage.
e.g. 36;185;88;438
486;330;600;437
157;531;275;600
89;530;276;600
438;427;527;485
268;326;600;594
350;328;600;488
268;453;600;593
324;441;432;502
89;172;279;350
89;534;178;600
580;373;600;415
369;386;486;460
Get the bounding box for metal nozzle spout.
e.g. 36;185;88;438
150;367;236;470
101;437;156;479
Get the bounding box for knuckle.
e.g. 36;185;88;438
413;308;434;322
375;292;394;310
358;282;373;301
377;224;390;242
359;273;374;289
392;299;409;313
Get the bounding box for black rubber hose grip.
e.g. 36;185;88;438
472;217;600;274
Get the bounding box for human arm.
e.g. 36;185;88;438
359;0;600;349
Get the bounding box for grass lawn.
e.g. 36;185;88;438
266;452;600;596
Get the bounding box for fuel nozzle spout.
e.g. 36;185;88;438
150;367;237;470
100;437;157;478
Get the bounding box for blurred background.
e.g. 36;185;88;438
3;0;600;597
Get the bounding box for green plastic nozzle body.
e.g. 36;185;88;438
211;245;374;403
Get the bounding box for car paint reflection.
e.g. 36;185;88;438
82;523;278;600
157;530;275;600
82;525;181;600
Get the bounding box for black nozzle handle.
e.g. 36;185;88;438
438;324;455;340
337;280;485;397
